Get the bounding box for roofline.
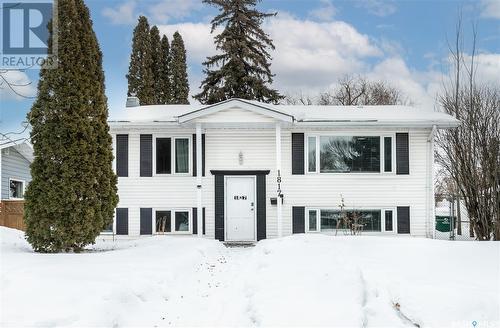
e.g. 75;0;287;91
177;98;294;123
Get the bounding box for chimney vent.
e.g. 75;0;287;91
126;96;140;107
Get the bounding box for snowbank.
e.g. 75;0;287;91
1;227;498;327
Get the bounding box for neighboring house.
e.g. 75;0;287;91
0;140;33;200
108;98;459;241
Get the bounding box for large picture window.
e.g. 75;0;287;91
307;209;385;232
319;136;380;173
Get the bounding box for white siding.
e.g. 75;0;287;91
111;125;432;238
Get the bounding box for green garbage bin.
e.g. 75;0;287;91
435;215;455;232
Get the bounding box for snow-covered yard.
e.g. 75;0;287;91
1;227;498;327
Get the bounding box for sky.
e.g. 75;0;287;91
1;0;499;135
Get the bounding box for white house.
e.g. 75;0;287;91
107;98;459;241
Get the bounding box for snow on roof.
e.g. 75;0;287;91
108;98;459;128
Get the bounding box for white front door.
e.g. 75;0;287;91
226;176;256;241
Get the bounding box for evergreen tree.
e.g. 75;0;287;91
159;35;171;104
194;0;282;104
150;26;162;104
24;0;118;253
169;32;190;104
126;16;154;105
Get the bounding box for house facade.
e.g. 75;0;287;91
0;141;33;201
108;98;459;241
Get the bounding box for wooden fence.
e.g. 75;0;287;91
0;200;26;231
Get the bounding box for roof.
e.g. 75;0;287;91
109;98;459;128
0;139;34;162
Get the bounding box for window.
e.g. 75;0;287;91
384;137;392;172
103;222;113;233
307;209;319;232
319;136;380;173
174;138;189;174
155;209;191;234
385;210;393;231
155;136;191;175
309;209;383;232
156;138;171;174
175;211;189;232
9;179;24;199
156;210;171;233
308;137;316;172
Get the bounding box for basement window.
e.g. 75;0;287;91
9;179;24;199
307;208;388;233
155;209;191;234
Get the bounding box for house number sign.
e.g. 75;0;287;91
277;169;282;197
234;195;247;200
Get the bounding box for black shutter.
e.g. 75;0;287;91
192;207;206;235
192;207;197;234
140;208;152;235
116;208;128;235
256;174;266;241
214;175;225;241
292;206;305;233
396;133;409;175
193;134;206;177
397;206;410;234
292;133;305;175
140;134;152;177
202;208;206;235
116;135;128;177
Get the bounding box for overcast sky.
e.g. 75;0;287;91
1;0;499;134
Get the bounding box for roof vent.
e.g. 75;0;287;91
126;96;140;107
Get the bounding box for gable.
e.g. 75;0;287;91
195;106;278;123
177;99;294;124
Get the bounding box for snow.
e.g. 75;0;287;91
108;98;459;128
1;227;498;327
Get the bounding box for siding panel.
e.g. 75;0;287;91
1;148;31;199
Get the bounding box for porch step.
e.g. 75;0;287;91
223;242;256;248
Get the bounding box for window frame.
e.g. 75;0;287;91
305;208;320;232
305;132;396;175
8;178;25;200
153;134;192;176
153;208;192;235
381;135;396;174
305;206;396;234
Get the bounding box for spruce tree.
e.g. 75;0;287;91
150;26;162;104
159;35;171;104
194;0;282;104
170;32;190;104
24;0;118;253
126;16;154;105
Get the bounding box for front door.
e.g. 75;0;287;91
225;176;256;241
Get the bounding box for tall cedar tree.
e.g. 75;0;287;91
24;0;118;252
149;26;162;104
194;0;282;104
170;32;190;104
159;35;171;104
126;16;154;105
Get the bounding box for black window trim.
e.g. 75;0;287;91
305;133;396;175
152;134;192;176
